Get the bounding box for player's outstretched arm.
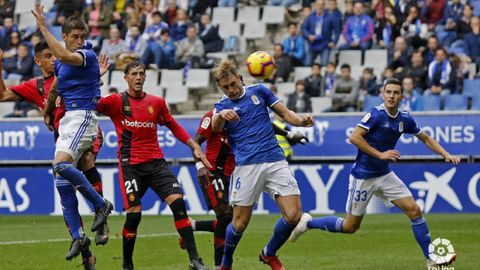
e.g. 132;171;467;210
31;4;84;66
271;102;313;127
272;122;308;144
416;131;461;164
350;127;401;162
0;49;20;102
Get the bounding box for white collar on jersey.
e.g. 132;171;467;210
237;87;246;99
378;103;399;118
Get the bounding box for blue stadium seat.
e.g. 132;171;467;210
363;95;383;112
48;26;62;41
444;94;468;111
423;95;441;111
463;79;480;98
472;96;480;110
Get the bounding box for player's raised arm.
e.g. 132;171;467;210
0;49;21;101
31;4;84;66
271;101;313;127
415;131;461;164
349;126;401;162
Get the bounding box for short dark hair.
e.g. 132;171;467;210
383;78;402;93
152;11;162;17
287;22;297;28
312;63;322;69
124;61;146;75
34;41;50;55
274;43;284;50
436;47;448;56
62;16;88;35
340;63;351;70
295;80;305;86
160;29;169;36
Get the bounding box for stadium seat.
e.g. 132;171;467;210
243;22;266;40
338;50;362;67
363;95;383;112
48;26;63;41
145;70;163;96
212;7;235;25
237;6;260;24
350;65;364;81
311;97;332;113
462;79;480;98
364;49;388;70
276;82;295;103
185;69;210;89
261;6;285;25
293;67;311;81
218;22;241;40
41;0;56;12
472;1;480;16
471;96;480;110
444;94;468;111
109;70;128;90
18;12;36;30
0;102;15;117
14;0;36;14
164;85;188;104
160;70;183;88
423;95;441;111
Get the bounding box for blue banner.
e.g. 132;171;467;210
1;163;479;215
0;112;478;162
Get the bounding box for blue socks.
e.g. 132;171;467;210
55;176;83;239
307;216;344;233
221;223;243;267
264;217;295;256
53;162;105;209
411;216;431;258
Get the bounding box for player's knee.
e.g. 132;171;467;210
283;210;302;226
52;162;71;175
343;222;360;234
407;204;422;219
214;203;231;217
232;217;249;233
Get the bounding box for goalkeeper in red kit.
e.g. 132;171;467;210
96;61;210;270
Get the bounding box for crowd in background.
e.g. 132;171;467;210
0;0;479;116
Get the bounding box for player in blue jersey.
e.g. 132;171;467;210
211;60;313;270
32;4;113;261
289;78;460;269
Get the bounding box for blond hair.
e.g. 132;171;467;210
212;59;238;82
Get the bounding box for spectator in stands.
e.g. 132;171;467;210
400;50;428;93
425;48;456;98
174;24;204;68
142;11;170;45
218;0;237;7
326;0;342;48
455;3;473;38
301;0;334;66
464;16;480;67
339;2;374;51
30;33;43;77
287;80;312;113
394;0;412;25
357;67;379;110
323;61;339;95
400;5;428;49
382;66;394;83
421;0;446;31
304;63;323;97
268;0;300;7
158;0;189;14
441;0;463;25
118;25;148;69
197;14;223;54
0;17;17;50
4;100;39;118
283;23;306;66
269;43;292;83
400;76;423;111
54;0;84;25
3;43;34;81
2;31;20;59
370;0;392;20
0;0;14;22
82;0;113;45
343;0;354;20
376;5;399;49
330;63;358;112
164;0;179;26
100;27;126;70
389;36;411;75
141;0;159;29
142;29;176;69
423;36;439;65
171;9;190;42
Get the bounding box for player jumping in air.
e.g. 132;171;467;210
97;61;210;270
289;78;459;269
32;4;113;261
211;59;313;270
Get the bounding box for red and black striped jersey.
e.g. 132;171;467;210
196;110;235;176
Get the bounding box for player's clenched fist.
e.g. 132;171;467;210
301;114;314;127
220;109;240;122
379;150;401;162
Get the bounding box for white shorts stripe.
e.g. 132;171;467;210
69;110;92;151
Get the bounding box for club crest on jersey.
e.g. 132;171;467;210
251;95;260;105
148;105;154;114
399;122;404;132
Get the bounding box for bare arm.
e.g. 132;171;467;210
212;109;240;132
349;126;401;162
271;102;313;127
0;49;21;101
416;131;461;164
31;4;84;66
44;78;58;117
192;134;206;162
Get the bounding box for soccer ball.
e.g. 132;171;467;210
246;51;276;80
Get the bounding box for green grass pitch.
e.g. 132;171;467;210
1;214;479;269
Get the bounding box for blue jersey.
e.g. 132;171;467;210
350;104;422;179
214;84;285;165
54;42;100;111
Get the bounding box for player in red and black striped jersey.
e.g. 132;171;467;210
96;61;210;270
0;43;108;269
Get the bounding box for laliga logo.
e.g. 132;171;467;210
291;120;329;145
409;168;462;213
428;238;456;266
